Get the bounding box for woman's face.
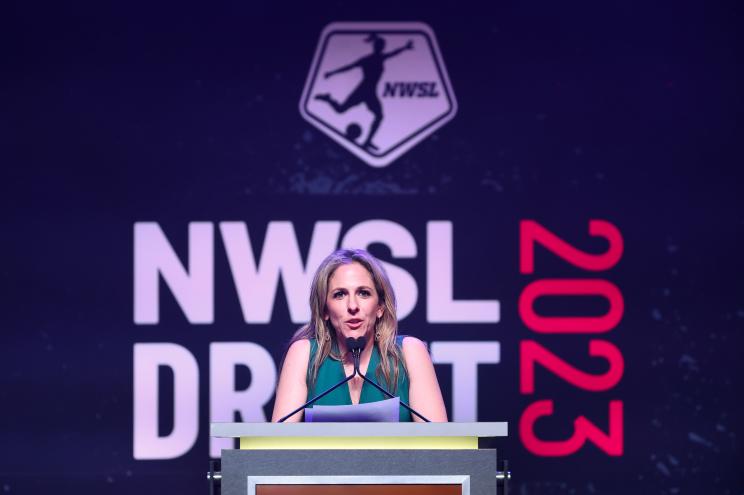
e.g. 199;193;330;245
324;262;383;343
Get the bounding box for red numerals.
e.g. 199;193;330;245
520;219;623;274
518;220;624;457
519;279;624;333
520;340;624;394
519;400;624;456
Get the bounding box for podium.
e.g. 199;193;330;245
210;422;510;495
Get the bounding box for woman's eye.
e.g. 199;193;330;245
333;291;345;299
358;289;371;297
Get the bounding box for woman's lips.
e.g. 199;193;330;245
346;319;363;330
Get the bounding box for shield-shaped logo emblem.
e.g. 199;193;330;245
300;22;457;167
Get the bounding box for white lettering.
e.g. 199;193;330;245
219;221;341;323
133;343;199;459
134;222;214;324
430;341;501;421
426;221;500;323
341;220;418;320
209;342;277;458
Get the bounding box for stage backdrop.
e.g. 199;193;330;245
4;2;742;494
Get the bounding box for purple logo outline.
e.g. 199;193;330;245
299;22;458;167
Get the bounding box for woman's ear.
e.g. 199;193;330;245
376;306;384;318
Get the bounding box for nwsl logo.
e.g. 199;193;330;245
300;22;457;167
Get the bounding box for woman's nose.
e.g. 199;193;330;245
347;296;359;314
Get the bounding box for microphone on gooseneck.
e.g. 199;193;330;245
278;335;431;422
277;338;363;423
346;336;366;375
347;336;431;423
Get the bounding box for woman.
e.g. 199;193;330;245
272;248;447;422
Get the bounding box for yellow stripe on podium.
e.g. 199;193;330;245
239;436;477;450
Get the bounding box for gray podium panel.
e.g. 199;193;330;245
222;449;498;495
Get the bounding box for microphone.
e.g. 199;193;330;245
346;336;366;374
346;336;366;353
278;337;364;422
348;336;430;423
278;335;431;422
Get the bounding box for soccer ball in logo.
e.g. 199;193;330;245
299;22;457;167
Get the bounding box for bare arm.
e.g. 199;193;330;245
402;336;448;422
325;60;359;78
383;40;414;61
271;339;311;422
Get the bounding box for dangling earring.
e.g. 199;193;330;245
324;332;331;342
375;331;381;341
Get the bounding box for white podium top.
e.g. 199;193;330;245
210;422;508;438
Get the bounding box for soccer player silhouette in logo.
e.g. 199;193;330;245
315;33;414;152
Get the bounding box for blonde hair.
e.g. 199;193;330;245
289;248;404;393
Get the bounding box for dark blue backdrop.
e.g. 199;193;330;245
3;1;742;494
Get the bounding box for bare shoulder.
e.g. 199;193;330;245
401;335;428;352
283;339;311;372
287;338;311;356
401;336;432;362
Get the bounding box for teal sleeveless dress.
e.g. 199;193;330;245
306;336;412;422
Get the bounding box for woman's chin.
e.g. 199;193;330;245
338;328;370;340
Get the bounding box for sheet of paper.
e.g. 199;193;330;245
305;396;400;422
